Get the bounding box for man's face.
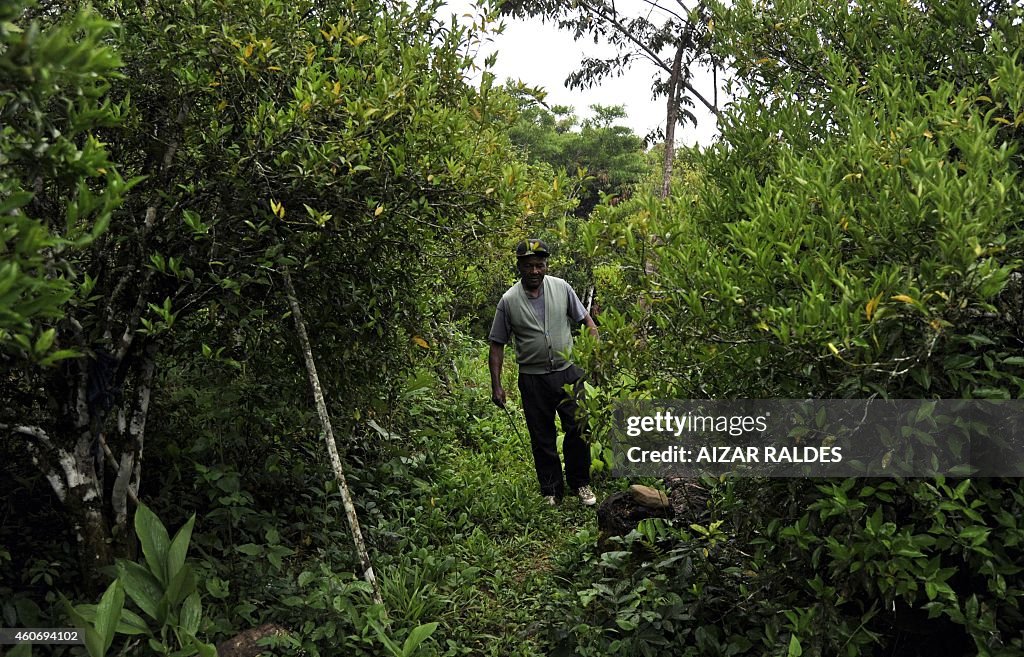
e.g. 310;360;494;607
517;255;548;291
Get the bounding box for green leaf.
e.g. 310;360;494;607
192;634;218;654
959;526;990;545
38;349;81;367
117;560;164;622
83;625;106;657
370;619;403;657
115;608;151;636
0;191;33;214
192;637;218;657
134;503;171;585
972;387;1010;399
33;328;56;355
205;577;229;599
94;579;125;652
166;514;195;582
180;592;201;637
163;563;196;608
944;354;977;371
236;543;263;556
5;644;31;657
401;622;439;656
65;597;104;657
787;634;803;657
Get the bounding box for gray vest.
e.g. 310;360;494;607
502;276;574;375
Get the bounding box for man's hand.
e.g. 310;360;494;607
488;341;506;408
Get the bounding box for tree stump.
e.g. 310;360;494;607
596;485;672;551
216;623;290;657
664;477;711;525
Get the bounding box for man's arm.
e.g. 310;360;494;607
582;313;599;340
488;341;506;407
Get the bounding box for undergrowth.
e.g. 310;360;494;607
168;338;611;657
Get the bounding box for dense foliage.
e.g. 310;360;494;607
508;99;647;216
4;0;1024;655
2;0;570;650
561;0;1024;655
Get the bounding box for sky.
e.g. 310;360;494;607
442;1;725;147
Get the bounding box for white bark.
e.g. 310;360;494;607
107;344;155;533
44;469;67;502
71;433;100;503
112;452;135;528
5;424;68;502
129;446;142;503
128;347;156;439
26;444;67;503
6;423;98;504
4;424;55;449
99;432;140;527
282;268;384;609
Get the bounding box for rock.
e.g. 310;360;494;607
629;484;669;509
217;623;290;657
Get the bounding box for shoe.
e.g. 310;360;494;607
576;485;597;506
543;495;558;506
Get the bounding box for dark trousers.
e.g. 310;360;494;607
517;365;591;497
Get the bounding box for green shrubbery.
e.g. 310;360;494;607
559;0;1024;654
7;0;1024;654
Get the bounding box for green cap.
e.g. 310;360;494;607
515;239;550;258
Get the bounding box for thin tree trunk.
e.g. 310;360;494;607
109;342;157;557
661;44;684;199
281;268;384;608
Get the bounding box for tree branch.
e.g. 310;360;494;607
4;424;69;503
28;444;68;503
281;267;385;610
574;0;721;117
98;432;140;511
637;0;687;23
114;269;154;362
2;423;56;451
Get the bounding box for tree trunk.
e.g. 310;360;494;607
13;419;111;595
281;268;384;608
10;339;155;595
6;102;183;596
661;44;685;199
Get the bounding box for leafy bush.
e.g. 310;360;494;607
561;0;1024;654
68;503;217;657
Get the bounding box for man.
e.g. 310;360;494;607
488;239;599;506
